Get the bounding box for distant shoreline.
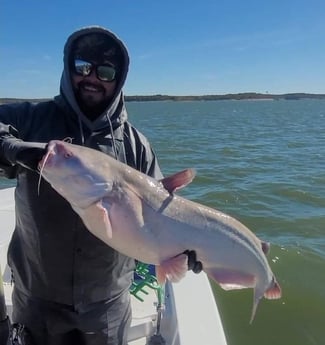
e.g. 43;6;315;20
1;92;325;104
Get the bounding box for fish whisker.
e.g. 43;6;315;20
37;147;53;195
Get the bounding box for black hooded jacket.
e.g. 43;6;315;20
0;26;163;306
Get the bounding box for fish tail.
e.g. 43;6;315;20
264;277;282;300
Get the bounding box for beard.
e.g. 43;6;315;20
75;82;111;120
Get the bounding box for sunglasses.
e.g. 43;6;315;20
73;58;117;82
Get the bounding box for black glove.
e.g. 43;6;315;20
15;142;47;172
2;135;46;172
184;250;203;274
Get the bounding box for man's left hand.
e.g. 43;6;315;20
184;250;202;274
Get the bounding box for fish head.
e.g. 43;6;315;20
39;140;112;208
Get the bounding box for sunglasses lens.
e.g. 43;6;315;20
97;65;116;82
73;59;116;82
74;59;92;76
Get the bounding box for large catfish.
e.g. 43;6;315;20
39;140;281;321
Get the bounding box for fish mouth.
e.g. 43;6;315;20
39;141;74;168
38;146;55;171
37;140;75;192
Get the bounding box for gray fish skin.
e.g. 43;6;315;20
39;140;282;321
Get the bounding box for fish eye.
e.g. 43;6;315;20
64;152;73;158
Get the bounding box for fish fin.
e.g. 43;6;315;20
250;291;262;324
264;278;282;300
160;169;196;193
250;278;282;323
205;267;255;290
156;254;188;284
75;201;113;242
155;266;167;285
261;241;270;255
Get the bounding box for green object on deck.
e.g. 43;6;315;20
130;263;164;304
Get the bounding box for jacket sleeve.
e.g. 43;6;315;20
0;123;22;164
0;105;20;177
143;146;163;180
123;122;163;180
0;103;30;177
131;127;163;179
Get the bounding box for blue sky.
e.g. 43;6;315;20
1;0;325;98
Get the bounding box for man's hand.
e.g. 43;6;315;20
15;143;47;171
184;250;203;274
1;135;47;172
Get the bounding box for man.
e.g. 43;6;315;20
0;27;200;345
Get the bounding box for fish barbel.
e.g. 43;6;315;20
39;140;281;321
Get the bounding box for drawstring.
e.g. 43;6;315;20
77;111;85;146
105;111;127;163
105;112;118;160
76;107;126;163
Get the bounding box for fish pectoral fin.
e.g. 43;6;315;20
204;267;255;290
76;201;113;242
156;254;188;284
155;267;167;285
160;169;196;193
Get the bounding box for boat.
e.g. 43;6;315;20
0;187;228;345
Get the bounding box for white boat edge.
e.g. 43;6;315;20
0;186;228;345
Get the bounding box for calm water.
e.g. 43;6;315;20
1;99;325;344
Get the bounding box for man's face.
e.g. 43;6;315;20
71;58;117;114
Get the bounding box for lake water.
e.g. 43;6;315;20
1;99;325;344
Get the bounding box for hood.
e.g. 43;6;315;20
59;26;130;132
